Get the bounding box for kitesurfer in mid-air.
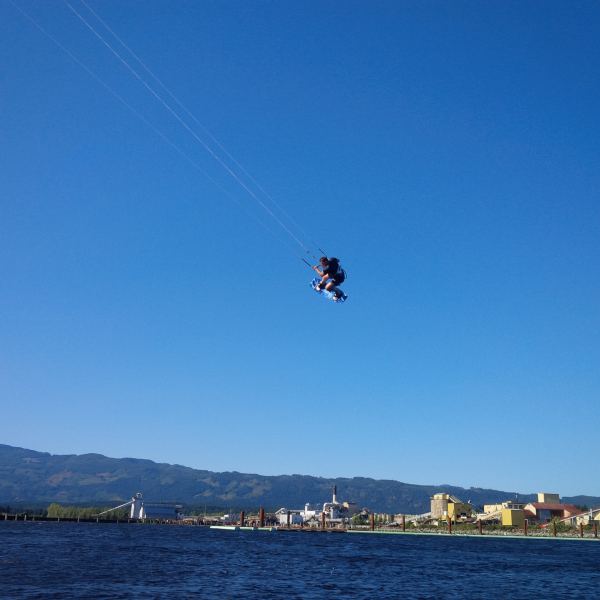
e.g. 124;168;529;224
312;256;347;302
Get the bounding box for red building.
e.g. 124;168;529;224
523;502;581;523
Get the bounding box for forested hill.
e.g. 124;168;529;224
1;444;598;513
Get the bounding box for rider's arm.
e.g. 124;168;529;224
313;266;324;277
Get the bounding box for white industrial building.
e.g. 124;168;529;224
274;508;304;526
276;486;357;526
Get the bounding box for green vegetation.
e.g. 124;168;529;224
352;513;369;525
46;503;128;520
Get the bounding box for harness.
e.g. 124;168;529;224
329;258;346;283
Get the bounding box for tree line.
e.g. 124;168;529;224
46;503;129;519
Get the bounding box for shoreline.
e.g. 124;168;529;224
3;518;600;542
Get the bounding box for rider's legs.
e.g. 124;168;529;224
325;279;345;300
315;277;330;291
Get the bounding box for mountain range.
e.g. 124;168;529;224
1;444;598;513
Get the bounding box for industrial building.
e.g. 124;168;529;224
501;508;525;527
274;508;304;526
478;499;525;526
430;493;473;521
560;507;600;527
479;492;585;526
275;486;357;526
523;493;582;523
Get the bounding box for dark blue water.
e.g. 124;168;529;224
2;523;600;599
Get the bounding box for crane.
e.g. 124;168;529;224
96;492;145;519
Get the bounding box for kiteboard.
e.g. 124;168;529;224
310;278;348;303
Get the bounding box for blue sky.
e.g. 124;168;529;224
1;0;599;496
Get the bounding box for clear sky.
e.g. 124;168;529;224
1;1;599;496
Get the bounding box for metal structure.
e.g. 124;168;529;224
96;492;182;520
96;492;145;519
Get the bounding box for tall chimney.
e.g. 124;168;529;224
332;485;338;504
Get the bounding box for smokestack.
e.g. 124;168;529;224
332;485;338;504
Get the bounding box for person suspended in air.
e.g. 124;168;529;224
311;256;347;302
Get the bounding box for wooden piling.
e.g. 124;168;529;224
259;507;265;528
369;513;375;531
478;520;483;535
580;522;584;538
594;522;598;538
402;514;406;532
322;512;326;530
447;517;452;534
286;511;291;528
553;521;557;537
524;519;528;536
240;511;245;527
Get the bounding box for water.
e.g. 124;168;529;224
2;523;600;598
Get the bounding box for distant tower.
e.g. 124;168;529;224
130;492;145;519
332;485;338;504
